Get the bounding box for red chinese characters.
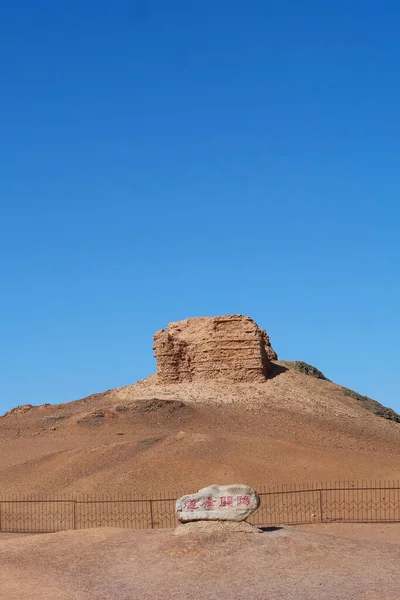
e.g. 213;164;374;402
219;496;234;508
200;497;216;510
183;498;199;511
237;496;251;507
182;494;252;513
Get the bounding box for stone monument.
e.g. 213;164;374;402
176;484;260;523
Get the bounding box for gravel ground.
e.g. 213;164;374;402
1;523;399;599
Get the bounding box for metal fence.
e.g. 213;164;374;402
1;481;399;533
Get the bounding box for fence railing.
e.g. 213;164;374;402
1;481;399;533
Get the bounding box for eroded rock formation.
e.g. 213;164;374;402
153;315;277;383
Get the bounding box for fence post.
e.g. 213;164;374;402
149;499;154;529
73;501;77;530
319;489;324;523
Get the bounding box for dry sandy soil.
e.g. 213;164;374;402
0;523;399;599
0;361;399;494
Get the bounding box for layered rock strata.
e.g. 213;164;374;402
153;315;277;384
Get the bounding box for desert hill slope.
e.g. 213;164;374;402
0;315;399;494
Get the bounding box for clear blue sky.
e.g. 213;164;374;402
1;1;399;415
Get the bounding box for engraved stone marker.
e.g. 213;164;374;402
176;484;260;523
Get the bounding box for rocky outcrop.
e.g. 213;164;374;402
341;388;400;423
284;361;329;381
153;315;277;384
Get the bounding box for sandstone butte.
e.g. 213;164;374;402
0;314;399;495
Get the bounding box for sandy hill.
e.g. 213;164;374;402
0;315;399;494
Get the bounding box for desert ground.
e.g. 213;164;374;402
1;522;399;599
